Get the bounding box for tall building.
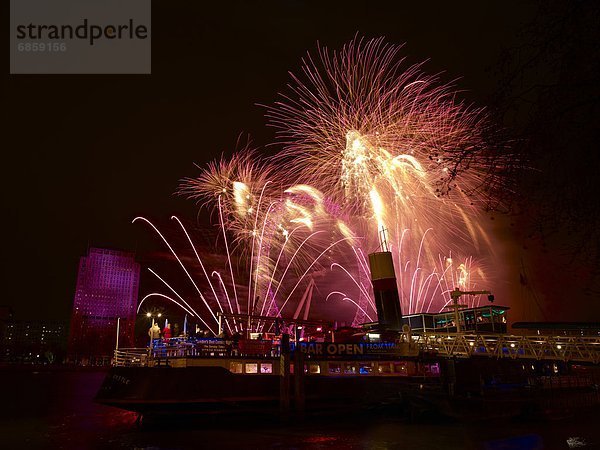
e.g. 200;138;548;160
68;247;140;364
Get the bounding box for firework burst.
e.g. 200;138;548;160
266;37;508;209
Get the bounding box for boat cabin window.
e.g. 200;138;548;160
402;314;435;332
422;363;440;376
344;364;357;374
245;363;258;374
394;362;408;375
328;363;342;374
435;313;455;331
359;363;373;374
229;362;243;374
463;311;476;330
309;363;321;374
378;363;392;374
260;363;273;374
394;362;417;376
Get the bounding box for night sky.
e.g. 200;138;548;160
5;1;599;323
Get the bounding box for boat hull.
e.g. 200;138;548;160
96;356;600;419
95;365;424;415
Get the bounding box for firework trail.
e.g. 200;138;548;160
134;149;353;334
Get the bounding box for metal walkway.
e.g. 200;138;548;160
412;332;600;364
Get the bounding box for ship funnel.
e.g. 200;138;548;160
368;251;403;330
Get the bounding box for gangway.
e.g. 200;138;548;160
411;332;600;364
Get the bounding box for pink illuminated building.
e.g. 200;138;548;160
68;247;140;364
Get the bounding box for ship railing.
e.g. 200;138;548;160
147;338;280;359
113;348;150;367
411;332;600;364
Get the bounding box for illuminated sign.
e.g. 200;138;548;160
291;342;398;357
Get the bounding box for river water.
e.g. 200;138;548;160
1;367;599;449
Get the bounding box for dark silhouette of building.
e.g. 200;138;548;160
68;247;140;365
1;315;67;363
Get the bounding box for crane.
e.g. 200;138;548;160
446;288;494;333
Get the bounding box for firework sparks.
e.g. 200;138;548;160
265;36;510;315
139;37;512;330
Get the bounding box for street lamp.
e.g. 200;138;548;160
147;313;154;349
146;312;164;349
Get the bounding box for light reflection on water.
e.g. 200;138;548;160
1;368;599;449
